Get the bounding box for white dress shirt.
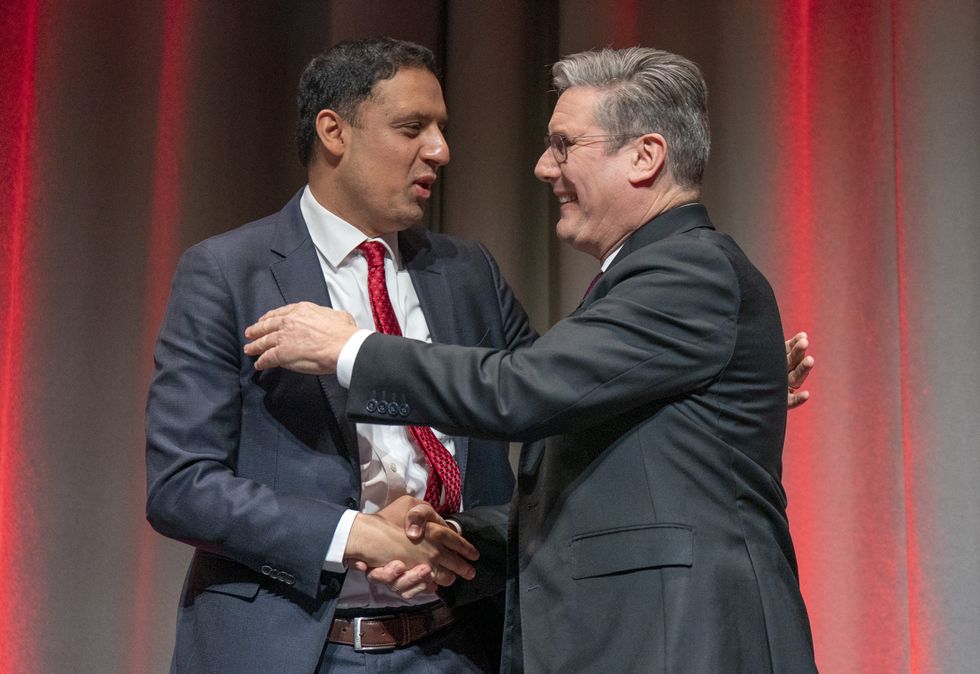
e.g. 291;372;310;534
301;186;455;609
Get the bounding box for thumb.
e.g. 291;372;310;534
405;503;443;540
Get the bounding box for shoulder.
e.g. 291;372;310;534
179;202;295;275
614;228;740;290
402;227;489;257
191;210;280;257
400;228;500;271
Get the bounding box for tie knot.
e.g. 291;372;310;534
357;241;387;269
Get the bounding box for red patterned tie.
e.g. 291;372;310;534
357;241;461;514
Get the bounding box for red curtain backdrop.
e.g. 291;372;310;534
1;0;40;670
1;1;976;671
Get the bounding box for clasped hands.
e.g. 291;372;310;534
343;495;475;599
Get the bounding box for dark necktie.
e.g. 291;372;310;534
582;270;603;300
357;241;461;514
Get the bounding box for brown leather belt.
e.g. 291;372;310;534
328;601;456;652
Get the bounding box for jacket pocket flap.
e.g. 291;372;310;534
188;551;263;600
571;524;693;579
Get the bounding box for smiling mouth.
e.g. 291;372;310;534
557;194;578;204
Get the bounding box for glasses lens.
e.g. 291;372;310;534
548;134;566;162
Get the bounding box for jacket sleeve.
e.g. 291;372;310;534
347;237;739;442
440;504;512;607
145;242;343;600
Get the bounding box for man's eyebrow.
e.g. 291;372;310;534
392;110;449;125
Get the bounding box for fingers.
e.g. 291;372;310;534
432;549;475;581
242;313;284;369
243;333;282;371
242;303;353;375
785;332;814;410
405;503;444;540
431;566;458;588
785;333;808;368
787;389;810;409
426;522;478;561
365;563;438;599
785;331;807;355
366;560;407;584
788;355;814;390
425;525;477;581
393;564;439;598
252;302;305;327
243;316;275;342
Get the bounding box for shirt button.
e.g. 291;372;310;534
389;463;398;474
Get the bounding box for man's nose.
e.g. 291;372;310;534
422;130;450;166
534;147;558;182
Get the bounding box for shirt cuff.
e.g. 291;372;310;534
337;329;374;388
445;518;462;534
323;509;360;572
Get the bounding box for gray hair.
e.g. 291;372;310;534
552;47;710;189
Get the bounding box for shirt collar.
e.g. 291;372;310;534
600;244;624;272
300;185;401;269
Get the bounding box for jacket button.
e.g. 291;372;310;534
325;578;341;595
387;402;400;416
283;574;296;586
366;399;377;413
398;403;410;417
260;565;272;576
345;497;358;509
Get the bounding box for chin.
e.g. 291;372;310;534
555;220;582;247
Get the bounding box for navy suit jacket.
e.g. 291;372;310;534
347;204;817;673
145;190;536;673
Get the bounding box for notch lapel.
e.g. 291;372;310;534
268;195;359;466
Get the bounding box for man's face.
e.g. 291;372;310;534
534;86;636;260
334;67;449;236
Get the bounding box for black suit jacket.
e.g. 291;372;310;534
347;204;817;673
145;190;536;673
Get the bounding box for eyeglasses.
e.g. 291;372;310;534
544;132;635;163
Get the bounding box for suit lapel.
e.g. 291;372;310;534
268;193;359;465
401;230;459;345
572;203;715;317
400;229;470;486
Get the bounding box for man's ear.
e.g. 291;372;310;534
315;109;347;159
628;133;667;185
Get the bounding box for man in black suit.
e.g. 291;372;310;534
246;46;818;672
145;38;537;673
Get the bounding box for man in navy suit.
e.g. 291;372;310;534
245;46;818;673
145;38;536;673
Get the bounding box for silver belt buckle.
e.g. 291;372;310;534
352;615;395;652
